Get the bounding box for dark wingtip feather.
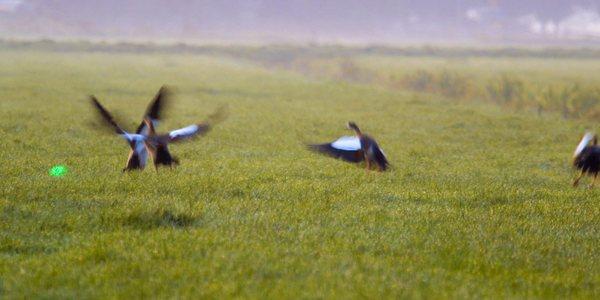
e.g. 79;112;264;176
89;95;124;134
136;86;174;134
191;105;228;136
206;105;229;125
372;145;389;171
307;143;364;163
147;85;173;120
306;143;325;155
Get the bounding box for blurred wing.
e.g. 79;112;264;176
308;136;364;163
205;105;229;125
331;136;362;151
161;105;227;142
90;96;125;134
136;86;171;134
370;142;389;171
574;132;594;158
137;119;159;136
164;124;211;142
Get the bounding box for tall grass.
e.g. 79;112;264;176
280;57;600;121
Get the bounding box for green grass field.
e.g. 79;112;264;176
0;48;599;298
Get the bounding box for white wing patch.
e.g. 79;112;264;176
574;132;594;158
135;142;148;168
331;136;361;151
120;133;146;143
169;124;199;139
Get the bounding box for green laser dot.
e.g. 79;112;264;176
49;165;68;177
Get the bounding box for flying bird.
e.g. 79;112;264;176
90;96;150;172
572;132;600;187
142;105;228;170
308;122;389;171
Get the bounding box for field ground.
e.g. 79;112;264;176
0;48;599;298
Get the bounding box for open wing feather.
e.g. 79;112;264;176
164;124;211;142
136;86;171;134
331;136;362;151
370;142;389;171
308;136;364;163
160;105;227;143
90;96;126;135
574;132;595;158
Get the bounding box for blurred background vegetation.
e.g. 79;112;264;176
5;39;600;121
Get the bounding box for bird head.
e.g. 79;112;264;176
347;121;362;135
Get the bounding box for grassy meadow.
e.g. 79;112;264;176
0;46;599;298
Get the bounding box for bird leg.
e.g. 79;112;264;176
573;171;584;187
590;174;598;189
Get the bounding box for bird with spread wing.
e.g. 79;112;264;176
90;86;226;172
141;105;227;169
308;122;389;171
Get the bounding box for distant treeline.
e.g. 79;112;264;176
2;39;600;60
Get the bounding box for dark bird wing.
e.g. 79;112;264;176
308;136;364;163
369;141;389;171
90;96;126;135
136;86;171;134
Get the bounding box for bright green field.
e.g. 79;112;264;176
0;49;599;299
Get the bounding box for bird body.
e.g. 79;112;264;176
361;135;388;171
121;133;149;171
575;147;600;173
572;132;600;187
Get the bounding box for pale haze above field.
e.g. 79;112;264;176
1;0;600;45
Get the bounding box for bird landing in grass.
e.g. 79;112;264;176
572;132;600;188
308;121;389;172
90;95;152;172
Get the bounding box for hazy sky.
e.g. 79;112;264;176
1;0;600;44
